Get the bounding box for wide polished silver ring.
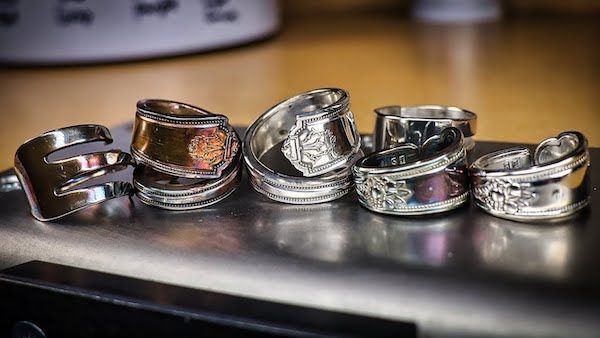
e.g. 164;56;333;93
133;153;242;210
373;105;477;152
353;127;469;215
14;125;134;221
131;99;240;179
470;131;590;222
243;88;363;204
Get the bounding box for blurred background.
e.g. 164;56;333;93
0;0;598;170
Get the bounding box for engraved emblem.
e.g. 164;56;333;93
281;109;360;177
188;127;239;172
473;179;535;214
282;127;340;177
356;176;413;210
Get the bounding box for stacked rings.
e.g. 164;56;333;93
243;88;363;204
373;105;477;152
353;127;469;215
131;99;242;209
470;131;590;221
133;158;242;210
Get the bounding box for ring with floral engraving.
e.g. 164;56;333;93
353;127;469;215
470;131;590;222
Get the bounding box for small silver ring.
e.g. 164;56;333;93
243;88;362;204
353;127;469;215
373;105;477;152
470;131;590;222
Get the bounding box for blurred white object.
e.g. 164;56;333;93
413;0;501;23
0;0;279;64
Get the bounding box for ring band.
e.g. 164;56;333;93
243;88;362;204
133;155;242;210
14;125;134;221
353;127;469;215
373;105;477;152
470;131;590;222
131;99;240;179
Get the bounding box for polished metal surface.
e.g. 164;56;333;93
373;105;477;152
354;128;469;215
243;88;362;204
133;158;242;210
471;131;590;221
1;123;599;338
13;124;134;221
131;99;240;179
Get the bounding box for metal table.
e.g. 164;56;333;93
0;124;598;337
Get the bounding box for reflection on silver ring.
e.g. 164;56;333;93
353;127;469;215
373;105;477;152
470;131;590;222
133;155;242;210
243;88;363;204
14;125;134;221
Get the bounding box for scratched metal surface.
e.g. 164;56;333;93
0;123;599;338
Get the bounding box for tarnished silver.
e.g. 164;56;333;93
353;127;469;215
243;88;362;204
470;131;590;222
14;125;134;221
373;105;477;152
133;154;242;211
131;99;240;179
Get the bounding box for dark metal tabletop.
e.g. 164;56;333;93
1;124;598;338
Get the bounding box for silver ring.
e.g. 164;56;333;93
470;131;590;222
353;127;469;215
131;99;240;179
14;125;134;221
373;105;477;152
243;88;363;204
133;155;242;210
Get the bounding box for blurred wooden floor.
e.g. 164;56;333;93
0;12;598;170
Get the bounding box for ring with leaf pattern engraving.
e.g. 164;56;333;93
243;88;363;204
131;99;240;179
353;127;469;215
373;105;477;152
470;131;590;222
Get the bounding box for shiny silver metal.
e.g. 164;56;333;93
2;123;600;338
133;154;242;211
373;105;477;152
243;88;362;204
131;99;240;179
470;131;590;222
13;125;134;221
354;127;469;215
279;88;361;177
